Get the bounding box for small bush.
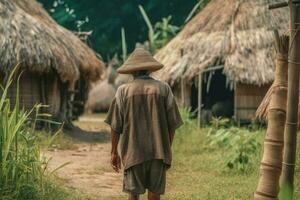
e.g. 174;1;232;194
226;136;261;172
206;117;262;173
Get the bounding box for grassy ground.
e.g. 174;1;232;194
36;130;81;151
37;116;300;200
162;123;300;200
165;126;263;200
111;117;299;200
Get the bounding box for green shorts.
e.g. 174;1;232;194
123;159;166;195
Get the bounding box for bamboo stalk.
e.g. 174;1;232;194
138;5;154;51
280;3;300;198
121;28;127;63
197;73;202;127
254;32;289;200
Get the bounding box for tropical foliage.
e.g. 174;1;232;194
37;0;211;59
206;118;262;172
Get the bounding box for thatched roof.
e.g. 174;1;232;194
85;80;117;113
0;0;104;84
153;0;289;86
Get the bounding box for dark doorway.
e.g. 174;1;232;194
190;69;234;123
190;80;199;117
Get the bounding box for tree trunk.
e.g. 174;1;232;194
280;3;300;199
254;33;289;200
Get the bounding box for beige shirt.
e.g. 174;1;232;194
105;77;183;170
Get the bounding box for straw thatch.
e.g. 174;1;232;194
85;80;117;113
153;0;288;86
0;0;104;84
85;65;133;113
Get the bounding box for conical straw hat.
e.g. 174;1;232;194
117;48;163;74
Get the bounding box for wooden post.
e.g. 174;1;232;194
39;76;49;128
181;78;185;106
234;82;238;124
280;2;300;198
197;73;202;127
67;81;76;121
254;32;289;200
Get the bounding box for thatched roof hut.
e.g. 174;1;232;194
0;0;104;83
0;0;105;122
153;0;288;123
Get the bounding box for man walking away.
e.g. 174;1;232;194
105;48;183;200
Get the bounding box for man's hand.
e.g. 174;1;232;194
111;129;121;172
169;131;175;146
111;153;121;173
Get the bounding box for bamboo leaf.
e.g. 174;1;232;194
139;5;154;49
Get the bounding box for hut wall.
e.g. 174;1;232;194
45;76;61;117
235;83;270;122
7;72;42;111
180;79;192;107
6;71;61;118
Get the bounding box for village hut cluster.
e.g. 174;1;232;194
0;0;104;125
153;0;288;124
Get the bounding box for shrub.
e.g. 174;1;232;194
206;117;262;173
226;136;261;172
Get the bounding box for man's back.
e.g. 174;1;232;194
105;77;182;170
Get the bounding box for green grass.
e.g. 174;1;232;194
161;122;300;200
36;130;81;151
164;127;261;199
22;116;300;200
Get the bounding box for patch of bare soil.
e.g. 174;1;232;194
45;114;125;200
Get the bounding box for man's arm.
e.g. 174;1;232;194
111;129;121;173
169;131;175;146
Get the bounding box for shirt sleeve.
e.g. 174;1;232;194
165;84;184;131
104;96;123;134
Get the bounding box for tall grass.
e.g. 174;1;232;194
0;69;73;200
0;68;43;198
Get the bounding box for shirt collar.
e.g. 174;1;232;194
134;75;153;80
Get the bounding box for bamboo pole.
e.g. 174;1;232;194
181;78;184;106
280;2;300;198
197;73;202;127
234;82;238;123
254;32;289;200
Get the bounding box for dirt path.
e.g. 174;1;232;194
45;114;125;200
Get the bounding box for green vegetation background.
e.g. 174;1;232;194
37;0;203;59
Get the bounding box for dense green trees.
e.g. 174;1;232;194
38;0;200;60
